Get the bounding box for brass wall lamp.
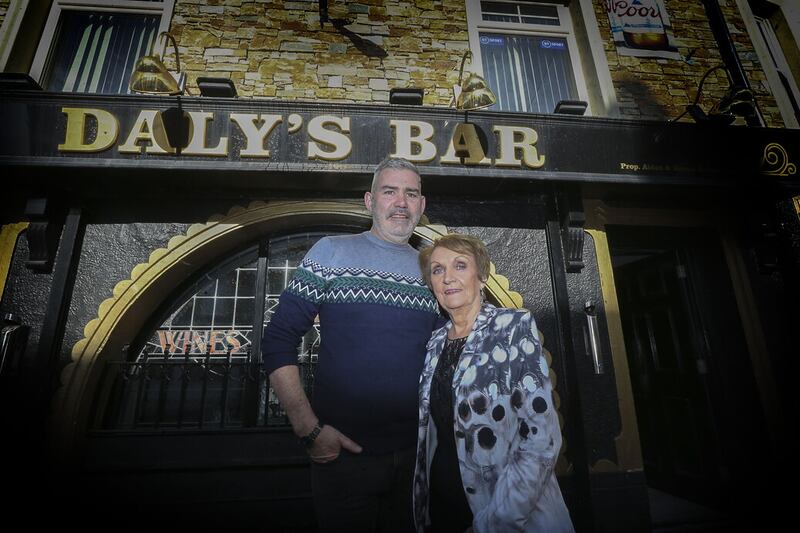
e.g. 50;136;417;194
129;31;185;95
452;51;496;159
454;51;496;111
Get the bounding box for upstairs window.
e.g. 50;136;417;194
754;14;800;126
466;0;590;114
29;1;174;94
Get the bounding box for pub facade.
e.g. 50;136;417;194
1;0;798;530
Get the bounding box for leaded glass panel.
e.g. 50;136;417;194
102;232;337;431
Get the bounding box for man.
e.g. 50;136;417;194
262;157;439;532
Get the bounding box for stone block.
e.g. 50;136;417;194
180;28;222;47
317;88;347;99
280;42;315;52
348;4;370;14
204;48;235;57
369;78;389;90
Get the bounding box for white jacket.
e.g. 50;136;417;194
413;304;574;533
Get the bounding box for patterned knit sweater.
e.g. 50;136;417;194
262;231;440;453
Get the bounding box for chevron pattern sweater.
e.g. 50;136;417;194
262;231;439;453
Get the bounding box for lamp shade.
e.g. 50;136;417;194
456;72;496;110
129;32;184;95
129;55;182;95
717;87;756;117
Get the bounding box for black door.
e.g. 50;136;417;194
608;226;768;511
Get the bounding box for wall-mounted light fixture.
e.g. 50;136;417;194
452;51;496;159
673;65;759;125
389;87;424;105
554;100;588;115
197;77;237;97
129;32;185;95
454;51;496;111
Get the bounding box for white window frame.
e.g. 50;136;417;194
737;0;800;128
465;0;592;115
29;0;175;88
0;0;28;70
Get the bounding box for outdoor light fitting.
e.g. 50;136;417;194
451;51;497;159
673;65;758;125
389;87;424;105
197;77;238;97
129;32;186;95
454;51;496;111
554;100;588;115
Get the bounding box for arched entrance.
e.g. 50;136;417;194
53;200;527;461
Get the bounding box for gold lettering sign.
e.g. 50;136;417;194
183;111;229;156
230;113;283;157
58;107;119;153
56;107;549;171
118;109;173;154
390;120;437;162
440;123;491;165
307;115;352;161
493;125;545;168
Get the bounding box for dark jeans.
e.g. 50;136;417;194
310;447;417;533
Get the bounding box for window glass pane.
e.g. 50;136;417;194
520;15;560;26
484;14;519;23
482;1;519;15
479;32;578;114
104;232;342;431
138;257;259;360
43;11;159;94
481;1;560;26
519;4;559;18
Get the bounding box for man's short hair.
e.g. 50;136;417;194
418;233;491;289
371;157;421;194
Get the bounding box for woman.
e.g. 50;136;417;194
413;234;574;533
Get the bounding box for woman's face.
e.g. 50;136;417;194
429;246;485;316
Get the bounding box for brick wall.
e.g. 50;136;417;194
594;0;782;126
168;0;469;105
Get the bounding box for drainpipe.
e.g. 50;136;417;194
701;0;764;126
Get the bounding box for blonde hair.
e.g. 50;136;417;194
418;233;490;289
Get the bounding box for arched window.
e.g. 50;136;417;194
99;231;339;431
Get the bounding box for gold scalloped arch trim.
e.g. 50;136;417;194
0;222;28;301
54;201;542;462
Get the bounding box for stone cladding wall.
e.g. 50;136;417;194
593;0;783;126
166;0;783;126
168;0;469;105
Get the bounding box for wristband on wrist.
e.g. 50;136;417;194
299;422;323;448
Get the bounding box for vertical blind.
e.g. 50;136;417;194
479;32;579;114
43;11;159;94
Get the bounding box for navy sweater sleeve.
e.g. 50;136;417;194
261;291;318;375
261;239;329;375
